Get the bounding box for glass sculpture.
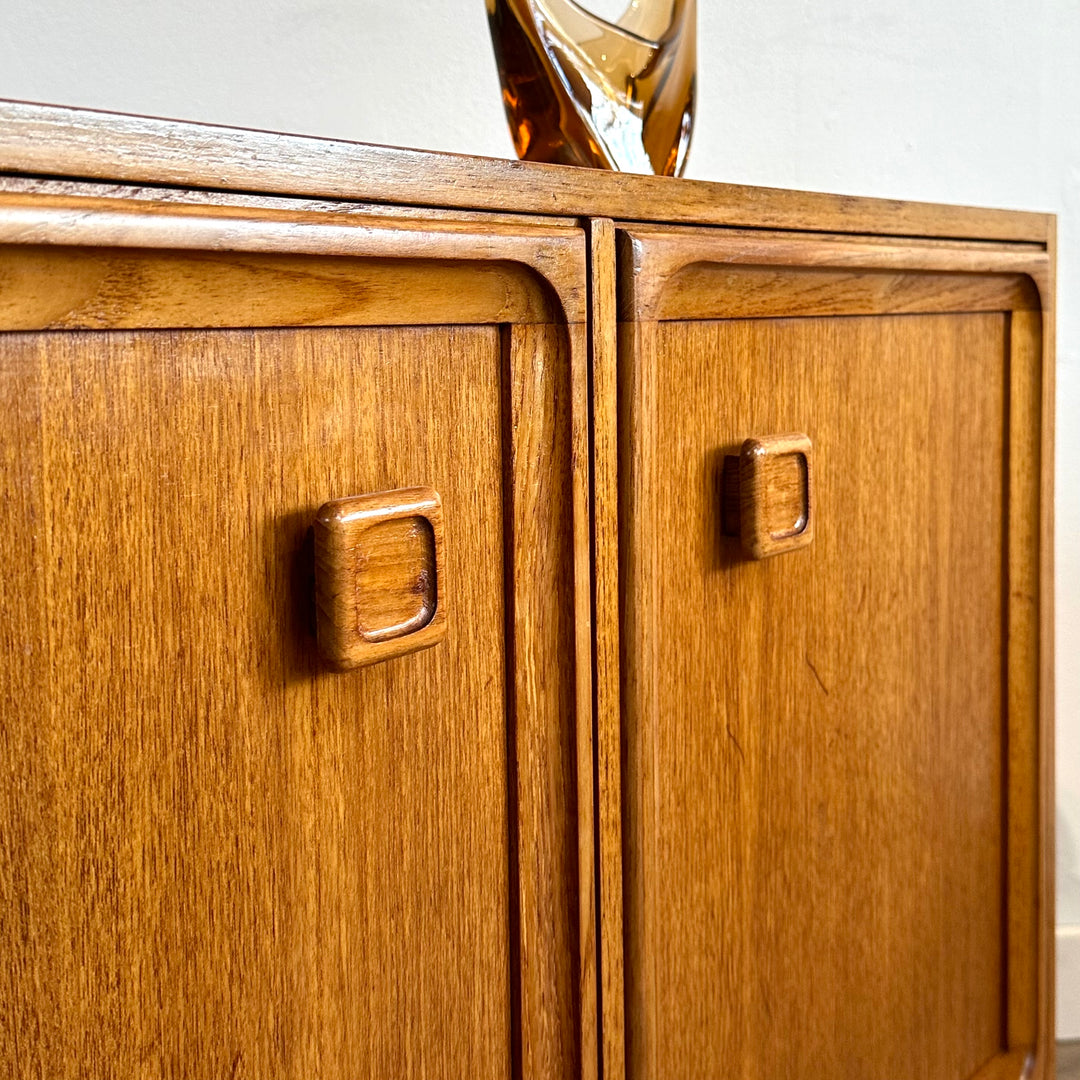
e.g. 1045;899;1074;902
485;0;696;176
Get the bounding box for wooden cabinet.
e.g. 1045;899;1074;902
612;228;1050;1080
0;103;1055;1080
0;192;596;1079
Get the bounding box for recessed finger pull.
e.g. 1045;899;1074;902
722;433;814;559
314;486;446;669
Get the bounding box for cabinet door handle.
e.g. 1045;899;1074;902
313;486;447;669
721;433;814;559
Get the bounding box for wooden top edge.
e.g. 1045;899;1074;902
0;99;1055;244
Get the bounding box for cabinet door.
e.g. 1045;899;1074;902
0;191;595;1080
611;227;1052;1080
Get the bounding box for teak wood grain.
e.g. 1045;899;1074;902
587;217;625;1080
0;172;580;229
313;487;447;669
1006;307;1046;1056
2;324;515;1079
0;102;1055;1080
723;432;815;560
0;196;596;1080
0;243;568;329
617;225;1049;322
622;312;1012;1079
615;230;1052;1080
0;100;1053;243
0;191;586;327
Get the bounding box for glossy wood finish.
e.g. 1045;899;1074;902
969;1050;1037;1080
618;226;1047;322
1;324;513;1079
0;103;1056;1080
624;312;1009;1079
0;196;596;1080
616;230;1052;1080
0;100;1052;242
722;433;814;560
0;173;581;229
314;487;447;669
587;216;625;1080
505;319;597;1080
0;192;586;326
1007;307;1045;1055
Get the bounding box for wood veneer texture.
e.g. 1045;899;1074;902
614;216;1052;1080
0;102;1056;1080
0;100;1053;242
0;196;596;1080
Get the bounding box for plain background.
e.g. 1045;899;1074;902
1;0;1077;1036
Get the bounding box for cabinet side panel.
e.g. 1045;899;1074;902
0;326;512;1080
623;313;1009;1080
1006;309;1043;1053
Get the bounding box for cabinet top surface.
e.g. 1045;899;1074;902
0;99;1052;244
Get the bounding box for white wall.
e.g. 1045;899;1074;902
2;0;1078;1033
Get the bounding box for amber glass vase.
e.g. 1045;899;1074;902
485;0;696;176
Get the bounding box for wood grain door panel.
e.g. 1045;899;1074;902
614;228;1052;1080
0;198;595;1080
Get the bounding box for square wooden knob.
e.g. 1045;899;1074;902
722;433;814;559
313;486;446;669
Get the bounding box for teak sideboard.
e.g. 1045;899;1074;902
0;102;1055;1080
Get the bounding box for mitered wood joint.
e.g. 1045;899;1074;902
722;433;814;559
314;486;446;669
